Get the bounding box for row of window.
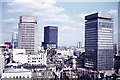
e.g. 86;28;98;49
28;61;42;63
3;75;30;79
22;36;34;37
22;29;34;30
21;40;34;42
22;33;34;35
22;43;34;44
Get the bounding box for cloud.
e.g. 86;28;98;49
3;18;17;24
107;9;117;16
6;0;71;25
5;0;85;46
7;0;64;13
7;0;84;27
61;26;77;31
12;25;18;30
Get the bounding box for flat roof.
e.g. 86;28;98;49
3;67;31;73
85;12;113;20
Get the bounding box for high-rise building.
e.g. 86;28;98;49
18;14;38;54
42;26;58;49
84;13;114;71
115;1;120;73
118;1;120;56
12;32;18;49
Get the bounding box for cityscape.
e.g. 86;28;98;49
0;0;120;80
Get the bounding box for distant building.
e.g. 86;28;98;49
42;26;58;49
0;44;9;52
4;42;12;49
85;13;114;71
12;32;18;49
77;42;81;48
18;14;38;54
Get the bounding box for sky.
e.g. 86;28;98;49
1;0;118;47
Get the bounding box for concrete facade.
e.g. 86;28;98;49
18;14;38;54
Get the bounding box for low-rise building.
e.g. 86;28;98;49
56;49;74;59
28;52;47;65
32;70;55;79
2;67;32;79
11;49;47;65
0;54;5;75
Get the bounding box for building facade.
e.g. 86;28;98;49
0;54;5;75
12;32;18;49
114;56;120;72
85;13;114;71
28;52;47;65
12;49;47;65
118;1;120;56
18;14;38;54
42;26;58;49
113;44;118;55
2;67;32;79
116;1;120;72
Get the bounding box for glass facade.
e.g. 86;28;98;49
43;26;58;49
12;32;18;49
85;13;114;71
44;26;58;44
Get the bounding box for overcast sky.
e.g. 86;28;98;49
1;0;118;47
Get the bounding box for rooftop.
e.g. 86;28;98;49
85;12;114;20
3;67;31;73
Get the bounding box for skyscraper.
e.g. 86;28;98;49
42;26;58;49
114;1;120;73
18;14;38;54
12;32;18;49
118;1;120;56
84;13;114;71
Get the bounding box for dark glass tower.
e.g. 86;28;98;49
42;26;58;49
84;13;114;71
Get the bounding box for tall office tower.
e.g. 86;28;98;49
12;32;18;49
84;13;114;71
18;14;38;54
118;1;120;56
42;26;58;49
114;1;120;73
